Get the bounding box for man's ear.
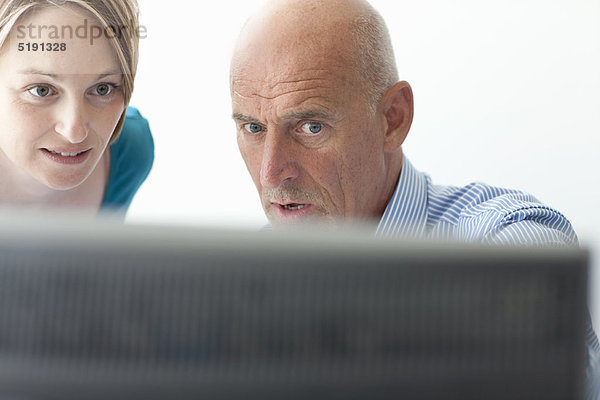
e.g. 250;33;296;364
380;81;414;152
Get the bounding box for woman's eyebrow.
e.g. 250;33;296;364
95;70;122;79
17;68;122;79
17;68;58;78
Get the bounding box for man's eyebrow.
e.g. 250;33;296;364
232;110;335;123
282;110;332;120
232;113;258;123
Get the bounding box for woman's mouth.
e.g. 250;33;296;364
47;149;86;157
42;148;92;165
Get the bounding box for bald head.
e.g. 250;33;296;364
231;0;398;110
231;0;413;228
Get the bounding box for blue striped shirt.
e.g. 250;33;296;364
377;156;600;398
377;157;577;246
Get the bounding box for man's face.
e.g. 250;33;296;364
231;40;391;229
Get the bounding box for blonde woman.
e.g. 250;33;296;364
0;0;153;215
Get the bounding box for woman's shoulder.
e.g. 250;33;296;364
102;107;155;211
111;106;154;170
114;107;155;158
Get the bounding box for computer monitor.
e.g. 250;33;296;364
0;216;589;400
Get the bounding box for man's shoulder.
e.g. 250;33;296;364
429;182;542;218
425;181;577;246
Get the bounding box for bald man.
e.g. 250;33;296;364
230;0;578;244
231;0;408;230
230;0;599;393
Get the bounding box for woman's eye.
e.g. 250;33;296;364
244;123;263;134
92;83;114;96
28;85;54;98
300;122;323;135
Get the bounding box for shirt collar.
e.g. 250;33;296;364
376;156;429;237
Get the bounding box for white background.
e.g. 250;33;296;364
128;1;600;322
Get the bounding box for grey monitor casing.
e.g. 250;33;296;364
0;218;589;400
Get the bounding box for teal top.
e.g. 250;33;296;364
101;107;154;214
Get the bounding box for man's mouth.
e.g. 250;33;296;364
282;203;307;211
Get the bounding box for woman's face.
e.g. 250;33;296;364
0;5;124;190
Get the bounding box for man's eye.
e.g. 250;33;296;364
244;123;263;134
92;83;114;96
28;85;54;97
300;122;323;135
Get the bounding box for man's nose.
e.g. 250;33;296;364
259;130;300;189
53;98;89;144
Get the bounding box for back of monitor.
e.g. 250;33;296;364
0;220;589;400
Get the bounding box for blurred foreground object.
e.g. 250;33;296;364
0;216;588;400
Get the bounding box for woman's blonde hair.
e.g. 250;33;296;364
0;0;140;144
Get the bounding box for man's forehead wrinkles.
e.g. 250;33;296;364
269;77;330;88
233;95;337;124
232;75;332;91
279;99;336;121
248;85;334;101
232;66;335;81
232;66;342;86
